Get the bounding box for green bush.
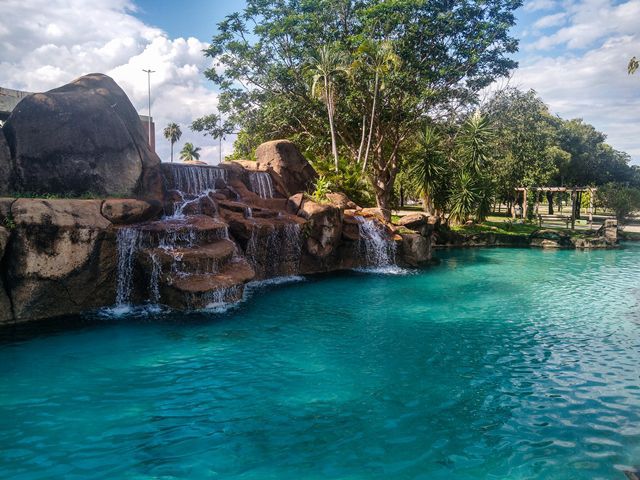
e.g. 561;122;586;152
598;183;640;223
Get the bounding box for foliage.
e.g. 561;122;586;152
598;183;640;224
200;0;522;218
311;175;332;203
311;156;374;207
629;56;639;75
163;123;182;163
448;170;479;225
180;143;201;162
2;213;16;230
407;126;446;214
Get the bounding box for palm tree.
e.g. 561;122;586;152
458;112;494;173
163;123;182;163
448;170;480;225
308;45;349;172
409;127;445;215
180;142;201;162
359;40;400;173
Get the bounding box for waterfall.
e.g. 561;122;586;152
171;189;215;219
246;222;302;277
168;164;227;195
148;253;162;304
115;228;141;306
355;216;396;268
249;172;274;198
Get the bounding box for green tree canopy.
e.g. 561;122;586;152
200;0;522;219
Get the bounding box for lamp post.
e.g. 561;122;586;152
142;68;155;148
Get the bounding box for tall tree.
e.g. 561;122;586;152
308;45;350;171
180;143;201;162
357;39;400;173
200;0;521;220
163;122;182;163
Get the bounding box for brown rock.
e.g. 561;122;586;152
298;199;343;257
399;233;431;267
161;258;255;309
0;225;12;324
101;199;162;224
2;73;163;199
0;197;15;224
6;198;116;322
342;214;361;242
0;225;9;255
255;140;317;196
396;213;428;230
326;192;358;210
286;193;304;215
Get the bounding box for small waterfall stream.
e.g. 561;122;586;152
115;228;142;306
249;172;275;198
247;223;302;277
168;164;227;194
355;216;397;268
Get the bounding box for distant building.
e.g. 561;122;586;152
0;86;155;152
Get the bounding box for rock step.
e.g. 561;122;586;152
161;257;255;309
141;239;237;275
137;214;229;247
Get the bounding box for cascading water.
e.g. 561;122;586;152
115;228;141;306
171;189;215;219
148;253;162;304
168;164;227;195
249;172;274;198
355;216;397;268
246;222;302;278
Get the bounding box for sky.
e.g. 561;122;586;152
0;0;638;165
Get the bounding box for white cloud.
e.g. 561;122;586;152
530;0;640;51
513;35;640;163
533;12;567;29
524;0;558;12
0;0;231;164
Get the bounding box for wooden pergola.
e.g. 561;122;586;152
514;186;598;230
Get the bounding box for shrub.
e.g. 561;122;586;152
598;183;640;224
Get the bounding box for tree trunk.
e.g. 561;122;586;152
547;191;554;214
356;114;366;164
362;72;379;174
324;77;339;172
170;141;174;163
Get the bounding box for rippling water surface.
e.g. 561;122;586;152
1;245;640;479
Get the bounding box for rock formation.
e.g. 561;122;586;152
0;75;432;326
1;73;163;199
255;140;317;196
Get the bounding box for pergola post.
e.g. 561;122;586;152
570;188;576;230
588;188;594;229
522;188;528;220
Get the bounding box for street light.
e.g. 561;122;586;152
142;68;155;148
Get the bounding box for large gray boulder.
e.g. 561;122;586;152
0;130;11;196
2;73;163;199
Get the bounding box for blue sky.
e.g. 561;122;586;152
0;0;638;164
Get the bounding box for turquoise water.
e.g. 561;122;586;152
1;246;640;479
